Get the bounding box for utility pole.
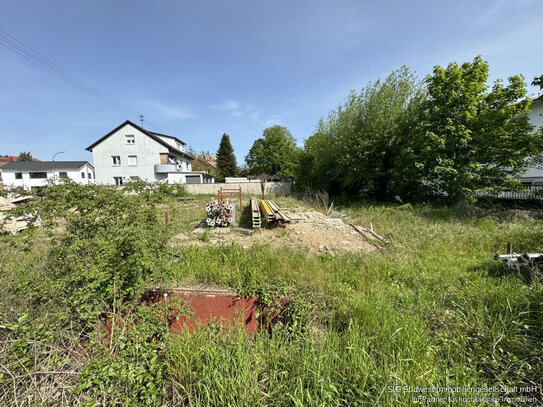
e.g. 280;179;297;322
139;114;144;128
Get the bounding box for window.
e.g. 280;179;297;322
81;172;85;178
127;155;138;166
59;172;68;178
112;156;121;166
89;172;93;179
114;177;123;186
29;172;47;179
15;172;22;179
126;135;135;144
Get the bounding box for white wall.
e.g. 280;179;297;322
523;99;543;182
91;123;191;184
1;163;94;191
92;125;163;184
528;99;543;129
184;182;292;195
156;135;186;152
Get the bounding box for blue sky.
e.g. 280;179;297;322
1;0;542;163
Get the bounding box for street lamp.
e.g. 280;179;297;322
52;150;65;185
52;150;65;161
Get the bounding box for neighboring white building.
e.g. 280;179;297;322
522;95;543;185
86;120;214;185
1;161;95;191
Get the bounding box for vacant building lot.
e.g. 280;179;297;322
0;187;542;406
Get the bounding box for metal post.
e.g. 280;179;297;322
163;292;168;327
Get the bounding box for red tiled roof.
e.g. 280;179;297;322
0;156;41;167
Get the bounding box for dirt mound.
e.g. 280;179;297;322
170;209;376;254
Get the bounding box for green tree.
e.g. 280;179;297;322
299;67;423;197
532;74;543;91
401;56;541;201
216;133;237;182
246;125;300;177
17;152;32;161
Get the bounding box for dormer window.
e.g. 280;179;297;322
126;135;135;144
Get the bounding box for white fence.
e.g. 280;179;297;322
476;185;543;200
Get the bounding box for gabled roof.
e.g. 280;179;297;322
148;131;186;146
1;161;92;171
85;120;193;160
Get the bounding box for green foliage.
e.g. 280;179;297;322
122;178;187;201
299;67;422;197
397;56;542;202
76;299;190;406
532;74;543;91
188;147;220;179
1;183;178;405
246;125;301;177
216;133;237;182
2;186;543;404
17;151;32;161
33;183;170;330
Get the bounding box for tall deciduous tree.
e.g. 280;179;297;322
246;125;300;177
216;133;237;182
18;152;33;161
400;56;541;201
298;66;423;197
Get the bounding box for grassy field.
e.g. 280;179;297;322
1;190;542;406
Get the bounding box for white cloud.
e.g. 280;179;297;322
210;99;282;128
209;100;245;116
145;101;196;120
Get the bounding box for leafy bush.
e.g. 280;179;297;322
2;182;175;405
123;178;188;200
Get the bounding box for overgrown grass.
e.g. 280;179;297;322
159;201;543;405
1;194;542;405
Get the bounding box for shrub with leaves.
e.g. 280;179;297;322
2;182;174;405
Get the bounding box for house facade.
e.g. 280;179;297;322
86;120;214;185
522;95;543;185
1;161;95;191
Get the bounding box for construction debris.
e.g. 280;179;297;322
259;199;290;227
0;195;34;233
205;199;236;227
349;223;383;250
172;208;376;254
493;252;543;282
349;223;389;244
